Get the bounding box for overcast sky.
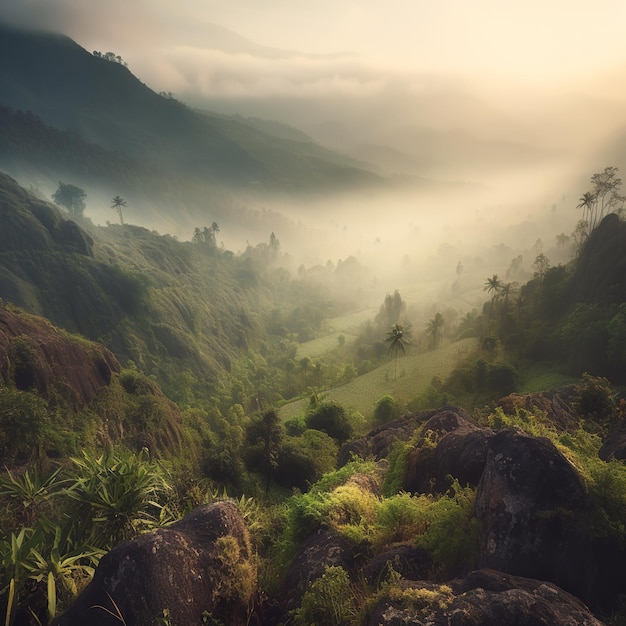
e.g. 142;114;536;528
2;1;626;178
3;1;626;91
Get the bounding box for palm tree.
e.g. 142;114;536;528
385;324;412;379
426;312;444;349
111;196;127;225
483;274;502;318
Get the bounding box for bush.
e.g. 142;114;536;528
373;395;398;424
306;401;353;443
276;430;339;491
293;565;356;626
573;372;617;426
0;388;50;462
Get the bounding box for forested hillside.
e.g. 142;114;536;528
0;22;381;200
2;16;626;623
1;166;626;624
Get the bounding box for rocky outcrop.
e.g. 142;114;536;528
277;527;362;622
339;406;471;467
51;501;256;626
599;419;626;460
366;569;605;626
474;429;587;598
361;543;433;586
498;390;578;431
0;303;119;407
403;408;492;494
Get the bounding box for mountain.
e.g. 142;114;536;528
0;170;252;386
0;171;349;405
0;22;381;195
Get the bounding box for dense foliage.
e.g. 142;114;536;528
1;168;626;623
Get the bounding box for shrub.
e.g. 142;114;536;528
293;566;356;626
0;388;50;463
277;430;339;491
215;535;257;607
373;395;398;424
306;401;353;443
573;372;617;426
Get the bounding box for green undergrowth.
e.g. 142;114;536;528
481;404;626;546
273;459;477;584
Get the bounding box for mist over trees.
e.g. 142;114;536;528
3;15;626;622
52;181;86;218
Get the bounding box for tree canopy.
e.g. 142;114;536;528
52;182;86;218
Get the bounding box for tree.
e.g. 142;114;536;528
577;191;596;228
385;323;412;379
246;409;283;495
578;166;625;234
111;196;127;225
483;274;502;317
374;394;398;424
375;290;406;328
300;356;311;384
533;253;550;282
426;312;445;349
590;166;624;224
192;227;203;244
305;401;353;443
52;182;86;219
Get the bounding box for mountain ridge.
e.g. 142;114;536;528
0;21;382;197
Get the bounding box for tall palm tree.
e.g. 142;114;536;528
577;191;596;232
385;324;411;379
483;274;502;318
111;196;127;225
426;312;444;349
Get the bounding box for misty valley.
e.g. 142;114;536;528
1;18;626;626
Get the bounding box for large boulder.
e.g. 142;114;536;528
361;543;433;586
51;501;256;626
403;407;492;494
366;569;604;626
474;429;587;598
276;527;361;622
599;418;626;460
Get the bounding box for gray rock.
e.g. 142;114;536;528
51;500;255;626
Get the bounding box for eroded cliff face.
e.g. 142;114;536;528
0;303;119;407
0;303;183;457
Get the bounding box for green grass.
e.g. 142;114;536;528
518;364;578;393
296;309;377;360
280;338;477;422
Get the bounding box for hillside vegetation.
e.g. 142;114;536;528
0;21;381;205
2;45;626;619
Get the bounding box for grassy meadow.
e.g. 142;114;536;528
280;337;478;422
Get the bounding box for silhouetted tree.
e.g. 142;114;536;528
246;409;283;495
111;195;127;225
578;166;625;234
305;401;353;443
385;323;412;379
533;253;550;282
376;290;406;329
426;312;445;349
483;274;502;318
52;182;86;218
